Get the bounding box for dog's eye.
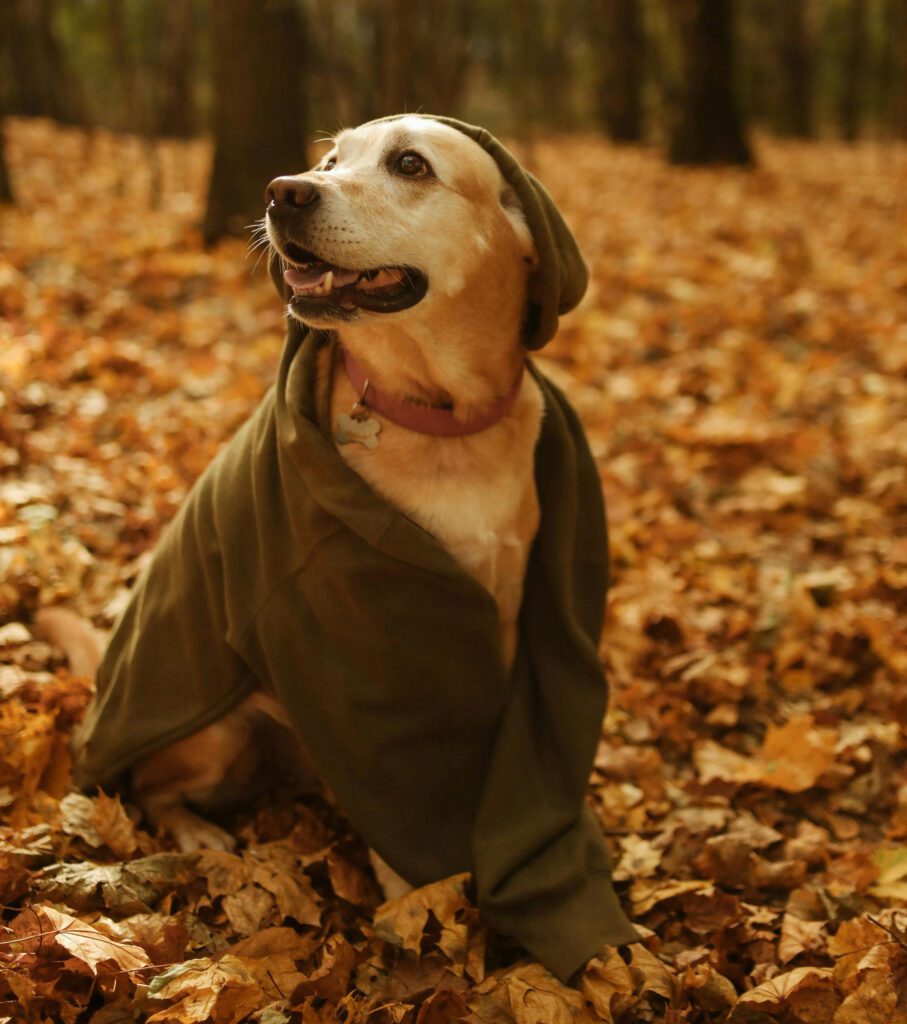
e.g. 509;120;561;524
322;156;337;171
396;152;429;177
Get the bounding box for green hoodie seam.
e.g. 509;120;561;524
236;522;347;652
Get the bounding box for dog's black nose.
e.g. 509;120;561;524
265;176;319;208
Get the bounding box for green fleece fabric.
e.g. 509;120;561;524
73;116;640;981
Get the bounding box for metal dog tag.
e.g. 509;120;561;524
336;412;381;449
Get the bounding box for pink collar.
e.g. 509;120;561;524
341;347;525;437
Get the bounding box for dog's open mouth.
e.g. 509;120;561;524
279;244;428;314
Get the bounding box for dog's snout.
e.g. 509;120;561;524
265;176;319;210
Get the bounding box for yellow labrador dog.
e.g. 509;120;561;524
39;117;544;895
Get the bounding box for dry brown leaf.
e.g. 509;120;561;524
59;789;138;858
290;934;360;1004
696;715;838;793
582;947;636;1022
828;915;892;987
630;878;711;916
95;911;190;965
229;926;320;962
497;962;591;1024
868;847;907;901
778;914;828;964
197;849;248;898
326;847;374;906
222;883;274;935
705;814;784;883
147;955;265;1024
686;962;737;1014
248;858;321;927
37;905;151;976
35;852;196;914
628;944;675;1000
373;873;472;965
89;789;140;858
730;967;840;1021
613;833;663;881
415;987;469;1024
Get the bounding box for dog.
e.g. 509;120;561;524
38;116;545;896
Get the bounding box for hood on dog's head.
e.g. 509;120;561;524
268;114;587;351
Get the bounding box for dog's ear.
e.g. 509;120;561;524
500;186;538;267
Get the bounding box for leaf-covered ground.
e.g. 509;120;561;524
1;118;906;1023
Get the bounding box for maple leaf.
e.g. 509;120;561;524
695;715;838;793
58;789;139;858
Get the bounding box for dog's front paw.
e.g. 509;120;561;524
157;805;237;853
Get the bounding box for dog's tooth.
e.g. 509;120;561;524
323;270;334;292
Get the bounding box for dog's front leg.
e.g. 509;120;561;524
130;708;260;853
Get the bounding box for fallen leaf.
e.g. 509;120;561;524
147;955;265;1024
373;873;473;966
582;947;636;1022
630;878;711;916
729;967;840;1021
696;716;838;793
868;847;907;900
36;905;151;975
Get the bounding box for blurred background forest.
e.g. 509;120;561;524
2;0;907;239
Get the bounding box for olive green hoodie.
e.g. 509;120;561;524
73;116;639;981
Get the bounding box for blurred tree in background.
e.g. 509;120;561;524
668;0;752;164
0;120;11;203
202;0;307;241
1;0;905;233
599;0;645;143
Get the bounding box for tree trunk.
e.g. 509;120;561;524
376;0;411;113
373;0;473;118
774;0;813;137
600;0;644;142
422;0;474;115
510;0;540;140
153;0;198;138
104;0;140;132
203;0;308;243
888;0;907;138
838;0;866;141
668;0;753;166
0;120;13;204
3;0;88;125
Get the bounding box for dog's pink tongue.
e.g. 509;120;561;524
283;266;358;292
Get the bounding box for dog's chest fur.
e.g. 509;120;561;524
323;350;543;668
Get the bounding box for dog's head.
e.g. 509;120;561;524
264;117;536;330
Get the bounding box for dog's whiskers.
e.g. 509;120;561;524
245;218;274;275
250;244;272;275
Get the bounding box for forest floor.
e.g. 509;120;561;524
0;118;906;1023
